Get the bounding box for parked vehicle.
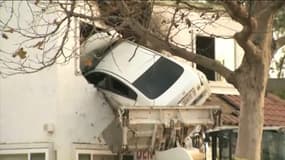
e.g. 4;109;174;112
206;126;285;160
80;32;210;107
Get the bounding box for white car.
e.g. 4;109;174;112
80;32;210;106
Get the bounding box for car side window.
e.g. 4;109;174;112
86;72;137;100
85;72;107;89
107;76;137;100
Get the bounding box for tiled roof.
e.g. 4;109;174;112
222;114;239;125
218;93;285;126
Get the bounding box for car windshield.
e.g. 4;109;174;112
133;57;184;99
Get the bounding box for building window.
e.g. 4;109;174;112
78;154;91;160
0;143;52;160
0;153;46;160
75;20;115;75
92;154;117;160
0;154;28;160
196;35;216;81
76;148;136;160
80;21;103;44
30;153;45;160
77;153;118;160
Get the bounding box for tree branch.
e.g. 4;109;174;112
222;2;251;27
222;1;259;59
180;1;216;11
263;1;285;13
127;19;236;85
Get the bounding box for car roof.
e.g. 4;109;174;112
94;40;161;83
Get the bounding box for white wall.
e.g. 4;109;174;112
0;1;114;160
0;61;115;160
215;38;235;71
55;62;114;160
0;67;57;142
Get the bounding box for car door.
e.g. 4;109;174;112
85;72;137;106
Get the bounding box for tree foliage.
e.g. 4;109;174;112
274;9;285;34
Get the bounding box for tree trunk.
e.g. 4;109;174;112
232;3;275;159
235;69;267;160
234;37;272;160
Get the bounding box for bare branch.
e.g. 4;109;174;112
222;1;260;59
0;1;77;76
222;2;251;27
165;6;179;42
263;1;285;13
154;1;223;12
62;10;121;23
127;19;236;85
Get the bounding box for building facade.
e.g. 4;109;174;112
0;1;245;160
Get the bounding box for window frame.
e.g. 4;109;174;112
0;149;48;160
0;143;53;160
76;149;117;160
